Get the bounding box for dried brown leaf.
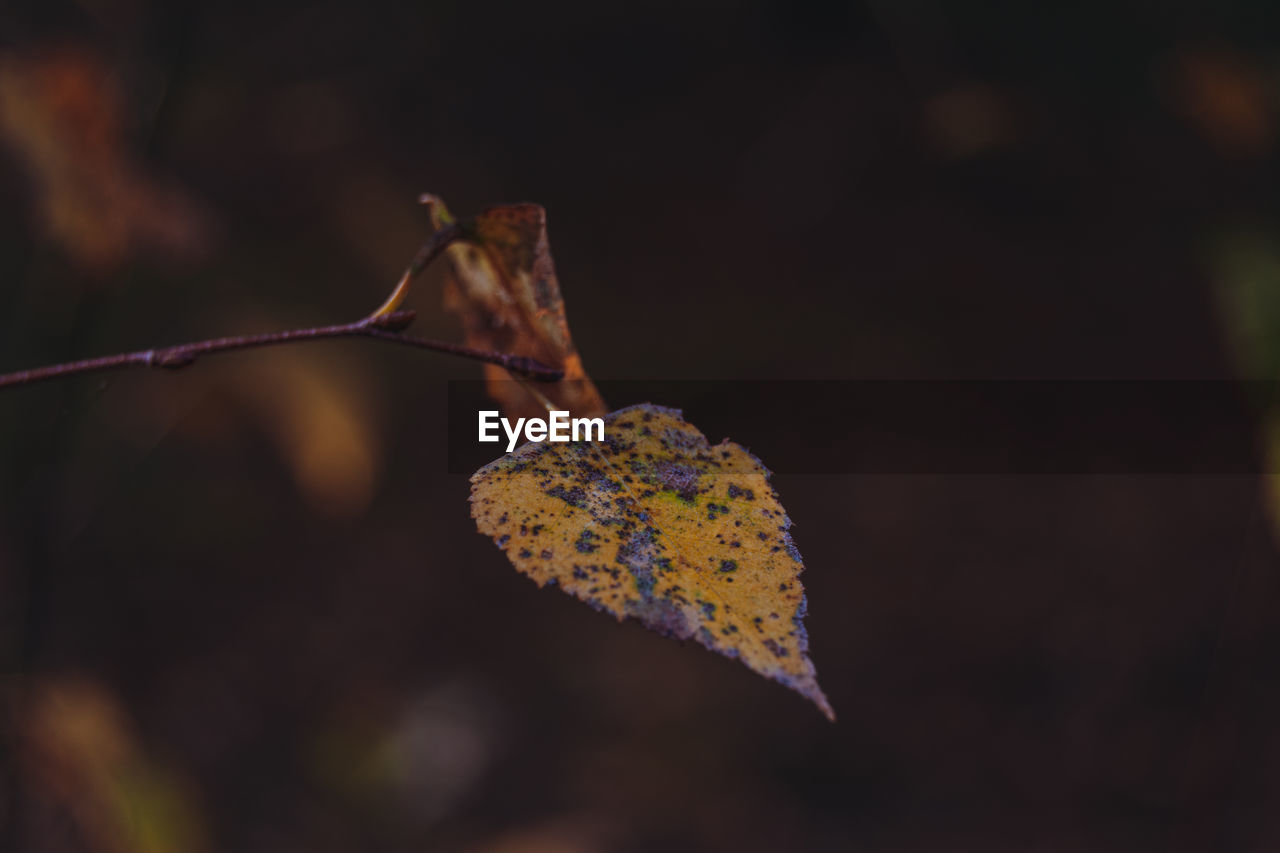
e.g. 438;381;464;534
436;201;607;420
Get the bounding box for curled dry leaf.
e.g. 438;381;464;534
434;199;608;420
470;403;833;720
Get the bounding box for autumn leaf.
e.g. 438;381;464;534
0;46;207;272
433;199;608;421
18;676;208;853
470;403;833;720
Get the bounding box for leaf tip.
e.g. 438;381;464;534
809;687;837;723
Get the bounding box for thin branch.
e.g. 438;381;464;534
0;310;563;388
0;221;566;389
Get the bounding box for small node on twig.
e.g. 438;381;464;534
153;349;197;369
507;356;564;382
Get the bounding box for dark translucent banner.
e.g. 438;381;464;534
446;380;1271;475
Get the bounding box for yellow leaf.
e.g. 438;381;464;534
439;201;608;421
470;403;833;720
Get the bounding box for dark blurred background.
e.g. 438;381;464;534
3;1;1280;850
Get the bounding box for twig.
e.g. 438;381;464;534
363;319;564;380
0;221;565;389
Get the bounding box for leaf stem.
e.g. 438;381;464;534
0;220;565;389
365;221;462;320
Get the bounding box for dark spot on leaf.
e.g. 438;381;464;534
655;461;700;502
547;484;587;508
616;525;662;573
534;275;555;309
575;528;601;553
625;596;691;640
